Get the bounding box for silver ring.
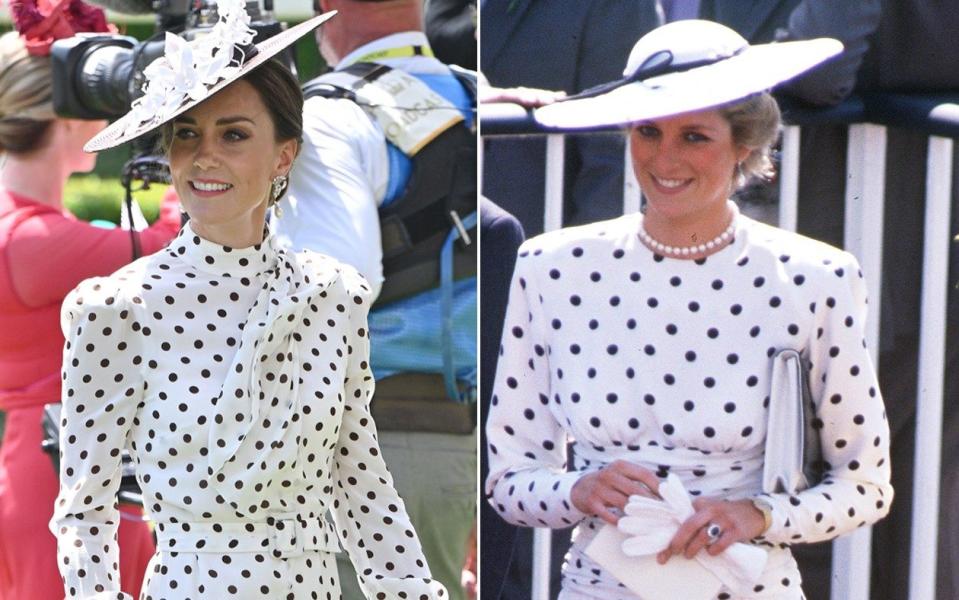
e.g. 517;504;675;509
706;522;723;544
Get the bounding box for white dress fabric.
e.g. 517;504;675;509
51;223;448;600
485;212;893;600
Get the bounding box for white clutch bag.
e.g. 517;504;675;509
585;525;722;600
585;474;768;599
762;348;823;494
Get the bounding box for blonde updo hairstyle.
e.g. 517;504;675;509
719;92;782;189
0;32;56;154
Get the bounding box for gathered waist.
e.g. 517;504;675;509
571;441;766;499
155;514;339;558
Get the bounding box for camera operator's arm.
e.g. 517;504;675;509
7;187;180;308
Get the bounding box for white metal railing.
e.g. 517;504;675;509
909;135;953;600
484;101;956;600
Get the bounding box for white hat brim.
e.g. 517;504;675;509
534;38;843;130
84;11;337;152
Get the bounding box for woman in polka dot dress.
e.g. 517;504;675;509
485;21;892;600
50;7;448;600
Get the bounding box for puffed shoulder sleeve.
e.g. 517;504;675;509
328;266;448;599
756;251;893;546
51;277;144;600
484;244;588;529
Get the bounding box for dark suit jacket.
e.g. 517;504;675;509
481;0;661;235
699;0;802;42
857;0;959;92
479;197;525;600
701;0;881;106
425;0;476;70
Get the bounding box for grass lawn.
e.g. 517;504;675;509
63;174;167;225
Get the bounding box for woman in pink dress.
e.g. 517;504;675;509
0;2;180;596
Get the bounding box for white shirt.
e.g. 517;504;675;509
275;32;450;301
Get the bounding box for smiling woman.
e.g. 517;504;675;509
630;110;748;250
485;20;892;600
161;58;304;224
630;93;780;258
49;4;449;599
164;64;300;248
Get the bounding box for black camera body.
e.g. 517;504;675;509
50;0;285;120
52;33;146;119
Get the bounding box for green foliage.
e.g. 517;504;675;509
63;175;167;225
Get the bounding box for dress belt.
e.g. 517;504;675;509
155;514;340;559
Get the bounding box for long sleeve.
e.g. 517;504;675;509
329;268;448;599
484;246;588;529
8;189;180;308
756;251;893;546
50;278;143;600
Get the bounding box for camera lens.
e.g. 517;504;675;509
76;44;136;117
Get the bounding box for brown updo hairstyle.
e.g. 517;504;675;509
719;92;781;189
160;58;304;203
0;32;56;154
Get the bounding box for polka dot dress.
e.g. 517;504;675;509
485;212;892;600
51;223;448;600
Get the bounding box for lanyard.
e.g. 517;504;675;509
353;45;435;63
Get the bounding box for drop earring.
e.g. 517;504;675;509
270;175;288;218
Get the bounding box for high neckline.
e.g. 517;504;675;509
167;220;280;278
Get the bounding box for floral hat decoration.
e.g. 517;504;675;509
84;0;335;152
10;0;115;56
534;20;843;130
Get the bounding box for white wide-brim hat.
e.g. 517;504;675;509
85;2;336;152
534;20;843;130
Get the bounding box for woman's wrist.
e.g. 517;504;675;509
751;497;774;534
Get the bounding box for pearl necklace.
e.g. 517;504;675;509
639;205;738;258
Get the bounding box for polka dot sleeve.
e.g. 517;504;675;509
51;278;141;600
329;269;448;599
484;246;589;529
755;252;893;546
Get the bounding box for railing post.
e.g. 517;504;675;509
532;528;553;600
831;122;887;600
908;135;954;600
842;124;888;337
532;133;566;600
778;125;801;232
544;135;565;233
